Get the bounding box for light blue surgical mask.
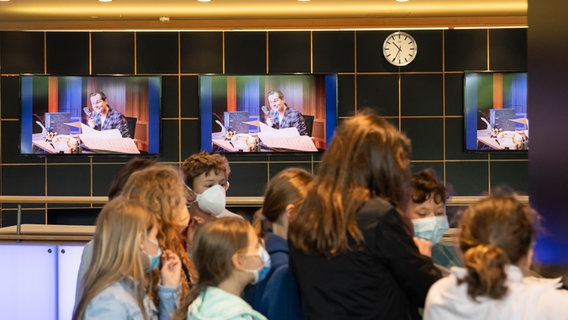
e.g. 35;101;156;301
145;238;162;272
412;215;449;245
245;246;271;284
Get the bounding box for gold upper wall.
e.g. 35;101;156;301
0;0;527;31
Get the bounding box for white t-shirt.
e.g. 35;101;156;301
424;265;568;320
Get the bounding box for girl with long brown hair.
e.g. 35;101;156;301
288;109;441;319
176;218;268;320
244;167;313;320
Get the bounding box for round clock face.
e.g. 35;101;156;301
382;32;418;66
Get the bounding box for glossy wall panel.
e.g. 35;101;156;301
136;32;179;74
402;118;444;160
313;31;355;73
444;29;487;71
0;29;529;226
401;74;443;116
180;32;223;74
0;32;44;74
490;28;527;71
268;31;311;74
224;32;267;74
356;74;399;116
46;32;90;75
91;32;135;75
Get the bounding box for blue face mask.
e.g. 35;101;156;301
245;246;271;284
145;238;162;272
412;215;449;245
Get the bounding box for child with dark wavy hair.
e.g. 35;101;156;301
424;194;568;319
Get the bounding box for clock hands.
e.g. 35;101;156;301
383;32;417;66
391;40;403;52
386;39;402;62
389;39;403;63
393;47;401;63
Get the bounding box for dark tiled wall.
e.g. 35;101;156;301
0;29;528;226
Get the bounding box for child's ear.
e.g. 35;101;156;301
138;232;145;251
225;181;230;191
284;204;296;219
185;184;197;201
231;253;245;271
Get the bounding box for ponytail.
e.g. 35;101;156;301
459;244;509;300
252;208;270;241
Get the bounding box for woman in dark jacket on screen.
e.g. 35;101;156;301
289;109;442;319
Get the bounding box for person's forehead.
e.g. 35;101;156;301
413;198;445;209
195;169;226;182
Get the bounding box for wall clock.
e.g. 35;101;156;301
382;31;418;66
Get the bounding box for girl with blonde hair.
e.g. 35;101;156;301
73;197;181;319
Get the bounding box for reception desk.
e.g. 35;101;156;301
0;225;92;320
0;224;94;244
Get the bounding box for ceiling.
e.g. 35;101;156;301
0;0;527;31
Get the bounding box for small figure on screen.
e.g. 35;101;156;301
264;90;308;136
86;91;131;138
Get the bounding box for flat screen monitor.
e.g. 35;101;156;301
199;74;337;153
464;71;528;151
20;75;161;156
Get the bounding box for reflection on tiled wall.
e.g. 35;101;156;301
0;29;528;226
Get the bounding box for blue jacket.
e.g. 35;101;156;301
243;233;303;320
187;286;266;320
82;279;179;320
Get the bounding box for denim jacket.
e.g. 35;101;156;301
82;279;179;320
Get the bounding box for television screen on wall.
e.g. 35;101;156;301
199;74;337;153
464;71;528;151
19;75;161;156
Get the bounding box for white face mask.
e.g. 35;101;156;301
194;184;226;216
412;215;449;245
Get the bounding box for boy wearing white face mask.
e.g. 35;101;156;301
181;152;243;223
409;168;462;273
